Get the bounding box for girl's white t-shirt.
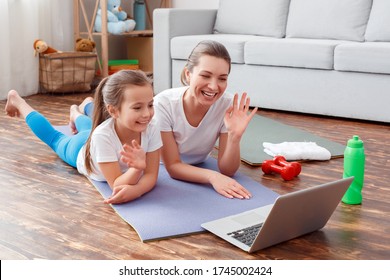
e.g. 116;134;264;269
154;86;233;164
76;117;162;181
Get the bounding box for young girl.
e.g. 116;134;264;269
5;70;162;204
153;40;258;199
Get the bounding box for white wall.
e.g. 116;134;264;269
0;0;74;99
172;0;219;9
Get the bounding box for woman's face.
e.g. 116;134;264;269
185;55;229;107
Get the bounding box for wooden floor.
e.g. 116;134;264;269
0;92;389;260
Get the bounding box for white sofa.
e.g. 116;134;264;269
153;0;390;123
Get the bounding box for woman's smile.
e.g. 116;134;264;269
201;90;218;98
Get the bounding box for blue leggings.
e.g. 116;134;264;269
84;102;93;117
25;108;92;168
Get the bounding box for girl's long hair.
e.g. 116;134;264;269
84;70;152;174
180;40;231;86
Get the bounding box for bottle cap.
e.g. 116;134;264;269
347;135;364;148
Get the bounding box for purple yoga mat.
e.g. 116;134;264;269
55;125;279;241
91;159;279;242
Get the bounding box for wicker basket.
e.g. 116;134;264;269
39;52;97;93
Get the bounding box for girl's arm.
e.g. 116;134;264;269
99;140;146;188
98;161;143;188
98;149;160;204
160;131;251;199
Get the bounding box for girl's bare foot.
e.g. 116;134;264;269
78;96;93;115
5;90;25;118
69;104;82;135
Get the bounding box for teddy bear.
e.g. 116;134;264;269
94;0;136;35
33;39;60;56
75;38;96;52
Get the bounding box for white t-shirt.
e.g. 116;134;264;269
154;86;233;164
76;117;162;181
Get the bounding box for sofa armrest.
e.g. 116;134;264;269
153;9;217;94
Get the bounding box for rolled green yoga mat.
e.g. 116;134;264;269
224;115;345;166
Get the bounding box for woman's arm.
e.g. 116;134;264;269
217;132;241;177
161;131;251;199
218;93;258;176
160;131;213;183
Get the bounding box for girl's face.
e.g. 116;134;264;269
113;84;154;133
185;55;229;107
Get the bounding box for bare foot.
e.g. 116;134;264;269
78;96;93;115
69;104;82;135
5;90;23;118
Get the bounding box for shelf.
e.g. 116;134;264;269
73;0;171;77
79;30;153;37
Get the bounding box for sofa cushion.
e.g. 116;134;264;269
286;0;373;41
245;38;346;70
170;34;267;64
334;42;390;74
365;0;390;42
213;0;291;38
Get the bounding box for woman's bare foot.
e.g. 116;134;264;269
5;90;33;118
69;104;82;135
78;96;93;115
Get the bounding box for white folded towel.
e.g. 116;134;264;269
263;141;331;161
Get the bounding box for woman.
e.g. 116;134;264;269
153;40;258;199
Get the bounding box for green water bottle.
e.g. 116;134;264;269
342;135;365;204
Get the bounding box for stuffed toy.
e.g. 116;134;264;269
94;0;136;35
75;38;96;52
33;39;60;56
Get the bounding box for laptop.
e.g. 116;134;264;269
201;177;353;253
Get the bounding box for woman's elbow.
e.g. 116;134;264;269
218;164;239;177
220;169;237;177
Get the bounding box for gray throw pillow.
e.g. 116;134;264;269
214;0;291;38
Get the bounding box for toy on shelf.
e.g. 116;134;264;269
33;39;60;56
75;38;96;52
109;59;139;70
96;59;139;76
262;156;301;181
94;0;136;35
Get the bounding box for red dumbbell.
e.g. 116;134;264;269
261;159;297;181
273;156;301;177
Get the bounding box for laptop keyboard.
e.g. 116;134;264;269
227;223;263;246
